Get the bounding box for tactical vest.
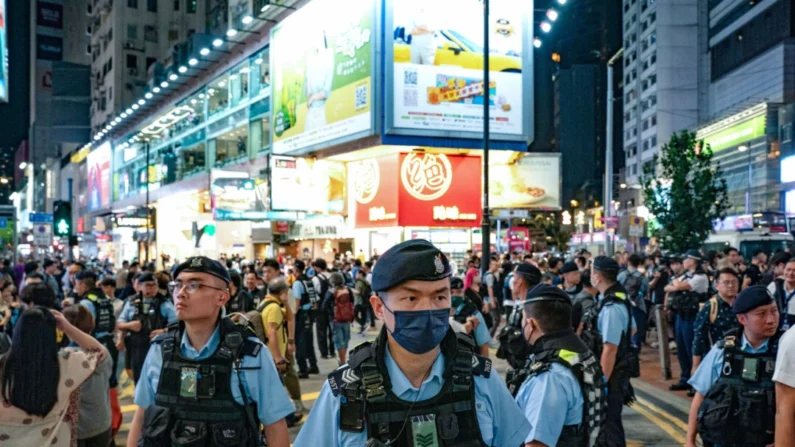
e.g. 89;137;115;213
82;291;116;336
128;294;169;346
669;272;708;316
142;319;262;447
697;330;781;447
330;328;491;446
507;331;607;447
497;324;532;371
451;295;479;324
226;291;247;314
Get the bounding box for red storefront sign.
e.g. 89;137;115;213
350;152;482;228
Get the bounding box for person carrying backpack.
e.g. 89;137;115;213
353;269;373;334
618;253;649;347
323;272;355;364
312;258;335;360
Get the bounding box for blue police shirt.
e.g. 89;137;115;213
688;334;771;396
118;297;178;324
294;343;531;447
292;280;313;311
134;324;294;426
597;292;636;346
473;311;490;347
79;296;114;338
515;362;584;446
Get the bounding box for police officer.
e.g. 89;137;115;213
450;276;491;356
686;286;781;447
584;256;636;447
507;263;543;329
513;285;606;446
127;256;294;447
117;272;177;383
225;271;255;314
295;239;531;447
665;249;710;392
559;261;583;300
75;271;119;389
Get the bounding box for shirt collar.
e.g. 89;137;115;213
180;325;221;360
384;342;446;400
740;334;770;354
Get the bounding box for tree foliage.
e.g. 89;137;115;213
640;131;730;253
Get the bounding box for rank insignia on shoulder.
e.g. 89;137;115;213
328;365;359;396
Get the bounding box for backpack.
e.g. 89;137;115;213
243;300;282;345
356;278;372;303
333;288;355;323
622;271;644;306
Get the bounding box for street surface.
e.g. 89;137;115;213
114;323;692;446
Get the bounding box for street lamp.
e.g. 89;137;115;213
570;199;579;208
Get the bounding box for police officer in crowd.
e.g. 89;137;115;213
127;256;294;447
507;263;543;329
225;271;255;314
75;271;120;390
665;250;710;392
686;286;781;447
450;276;491;356
513;285;606;447
291;259;320;379
584;256;636;447
117;272;177;383
691;268;741;372
295;239;531;447
572;273;597;334
559;261;583;300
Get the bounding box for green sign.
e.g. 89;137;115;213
701;115;766;153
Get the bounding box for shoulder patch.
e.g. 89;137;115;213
328;365;359;396
472;355;492;378
241;339;262;358
614;292;626;299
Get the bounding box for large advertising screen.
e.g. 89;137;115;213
270;156;346;213
210;170;270;220
387;0;533;140
87;142;112;212
270;0;373;155
0;0;7;103
489;153;561;210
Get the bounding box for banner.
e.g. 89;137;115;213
489;153;561;210
270;156;346;213
87;142;111;211
0;0;7;102
210;170;270;220
270;0;373;155
388;0;532;138
37;2;63;29
36;34;63;61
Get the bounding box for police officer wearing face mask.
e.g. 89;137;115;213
512;285;607;446
685;286;782;447
127;256;294;447
295;239;531;447
75;271;120;389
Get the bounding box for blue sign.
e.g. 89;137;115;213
0;218;7;229
30;213;54;224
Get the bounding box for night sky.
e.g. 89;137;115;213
0;0;30;156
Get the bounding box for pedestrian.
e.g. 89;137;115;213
291;260;319;379
63;304;114;447
42;259;62;299
559;261;583;300
295;239;531;446
513;285;606;446
618;253;649;346
311;258;335;360
244;270;266;307
691;268;741;372
743;248;767;289
226;271;255;314
465;267;491;329
686;286;781;447
482;256;502;337
126;256;293;446
573;272;598;333
774;301;795;441
323;272;354;364
352;269;371;333
665;250;710;393
0;307;106;446
770;258;795;330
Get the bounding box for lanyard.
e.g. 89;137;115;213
785;288;795;310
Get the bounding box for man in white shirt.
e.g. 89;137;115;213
774;325;795;442
769;258;795;330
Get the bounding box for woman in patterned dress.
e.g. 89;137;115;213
0;306;106;446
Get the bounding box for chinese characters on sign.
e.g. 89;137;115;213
369;207;397;222
351;159;380;204
433;206;477;221
400;152;453;201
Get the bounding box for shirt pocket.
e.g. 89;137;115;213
475;401;494;445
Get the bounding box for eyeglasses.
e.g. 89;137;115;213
168;280;227;295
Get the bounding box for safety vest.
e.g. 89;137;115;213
669;272;709;316
507;330;607;447
82;291;116;336
141;318;262;447
330;328;490;446
697;330;781;447
127;293;169;347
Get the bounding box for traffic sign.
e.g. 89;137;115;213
0;218;7;229
33;224;52;246
29;212;53;224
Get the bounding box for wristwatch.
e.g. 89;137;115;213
287;339;295;344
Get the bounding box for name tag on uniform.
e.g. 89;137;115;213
180;367;199;398
411;414;439;447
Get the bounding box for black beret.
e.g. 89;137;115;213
685;249;702;261
173;256;231;285
137;272;156;283
450;277;464;290
371;239;451;292
560;261;578;275
593;256;619;273
75;270;98;282
515;263;542;283
524;284;572;305
733;285;776;315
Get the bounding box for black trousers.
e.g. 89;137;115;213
295;310;317;374
315;312;334;358
128;337;150;384
598;373;627;447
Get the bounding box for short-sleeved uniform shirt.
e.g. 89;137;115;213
773;327;795;388
134;324;294;427
260;297;286;357
692;296;739;357
688;334;770;395
684;271;710;295
598;285;635;346
294;343;531;447
118;296;178;325
514;361;584;446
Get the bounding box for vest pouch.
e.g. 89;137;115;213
211;420;251;446
141;405;171;447
170;420;209;447
736;389;774;446
697;383;737;446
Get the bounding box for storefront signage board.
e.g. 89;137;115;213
782;155;795;184
385;0;533;141
489;153;561;210
87;142;111;212
701;115;766;154
210;170;270;221
270;0;374;155
288;215;349;239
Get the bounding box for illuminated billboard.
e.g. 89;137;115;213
87;142;112;211
0;0;7;103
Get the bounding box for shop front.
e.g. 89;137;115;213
111;208;156;266
283;215;353;261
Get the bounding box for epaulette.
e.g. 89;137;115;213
241;338;262;358
613;292;627;300
328;365;361;397
471;354;492;378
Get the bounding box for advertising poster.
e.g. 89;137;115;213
87;142;111;211
270;156;346;213
210;170;270;220
0;0;7;103
37;2;63;29
270;0;373;155
489;154;561;210
390;0;530;137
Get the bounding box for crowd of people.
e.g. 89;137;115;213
0;239;793;446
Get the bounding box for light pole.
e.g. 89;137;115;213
604;48;623;257
480;0;491;273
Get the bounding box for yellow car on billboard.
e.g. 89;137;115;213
394;28;522;72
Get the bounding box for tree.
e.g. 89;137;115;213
640;131;730;253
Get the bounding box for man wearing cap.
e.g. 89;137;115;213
513;285;606;446
686;286;781;447
506;262;543;329
450;276;490;356
665;249;710;392
291;259;320;378
586;256;636;447
117;272;177;383
127;256;293;447
559;261;583;300
295;239;531;447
